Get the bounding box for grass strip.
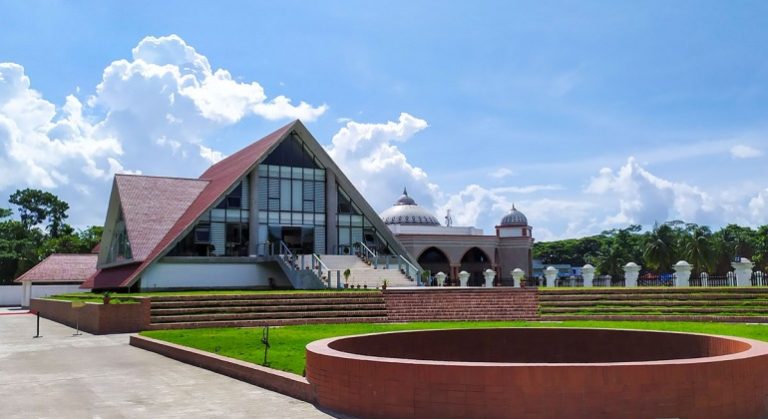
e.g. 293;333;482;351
141;320;768;375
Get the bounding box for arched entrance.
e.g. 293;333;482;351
418;247;451;284
460;247;492;286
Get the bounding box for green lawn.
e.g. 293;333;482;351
140;321;768;375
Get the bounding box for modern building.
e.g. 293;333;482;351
380;190;533;285
82;120;533;291
84;121;420;291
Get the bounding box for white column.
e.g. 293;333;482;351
732;258;755;287
623;262;641;287
511;268;525;288
435;271;447;287
484;269;496;288
459;271;470;287
21;281;31;307
544;266;558;288
581;264;595;287
672;261;692;287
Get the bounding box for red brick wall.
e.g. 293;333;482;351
30;298;150;334
307;329;768;418
130;335;314;403
383;288;539;321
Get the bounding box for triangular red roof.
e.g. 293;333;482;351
91;120;297;289
16;254;98;283
116;175;209;262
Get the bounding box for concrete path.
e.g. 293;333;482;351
0;313;337;418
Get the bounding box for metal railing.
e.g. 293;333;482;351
398;255;420;283
352;242;377;264
310;254;340;288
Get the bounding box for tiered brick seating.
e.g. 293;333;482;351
148;292;387;329
540;287;768;322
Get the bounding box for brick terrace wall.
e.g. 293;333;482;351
306;329;768;418
130;335;313;403
383;288;539;321
30;298;151;334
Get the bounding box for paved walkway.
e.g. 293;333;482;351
0;313;338;418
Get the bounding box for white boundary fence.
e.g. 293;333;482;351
0;284;83;307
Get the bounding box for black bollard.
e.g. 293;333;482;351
261;326;270;366
33;310;42;338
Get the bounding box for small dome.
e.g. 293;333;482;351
500;205;528;226
380;188;440;226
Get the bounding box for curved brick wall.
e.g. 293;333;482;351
306;328;768;418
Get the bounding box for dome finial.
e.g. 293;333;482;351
403;186;408;196
512;203;516;211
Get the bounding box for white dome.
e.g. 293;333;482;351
500;205;528;226
379;188;440;226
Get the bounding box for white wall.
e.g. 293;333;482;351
0;284;83;307
388;224;484;236
140;261;289;291
498;227;524;238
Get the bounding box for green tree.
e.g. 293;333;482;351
0;190;103;283
683;226;713;274
9;188;70;237
750;225;768;271
643;223;677;273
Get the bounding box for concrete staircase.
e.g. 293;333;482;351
148;292;387;329
540;288;768;322
317;255;415;288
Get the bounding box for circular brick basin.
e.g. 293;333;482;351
306;328;768;418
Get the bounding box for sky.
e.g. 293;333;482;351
0;1;767;241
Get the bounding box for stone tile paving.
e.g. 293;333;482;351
0;313;338;418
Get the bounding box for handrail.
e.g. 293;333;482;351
354;242;377;259
312;253;329;271
398;254;420;283
278;241;297;270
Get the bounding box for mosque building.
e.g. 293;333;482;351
380;189;533;285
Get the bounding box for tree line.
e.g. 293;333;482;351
0;189;103;284
533;221;768;278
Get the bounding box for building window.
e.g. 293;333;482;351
106;210;133;263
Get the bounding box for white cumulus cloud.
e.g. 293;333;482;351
489;168;513;179
326;113;436;211
730;144;762;159
0;34;328;226
586;157;717;226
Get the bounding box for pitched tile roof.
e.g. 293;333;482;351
116;175;209;262
15;254;98;283
93;120;297;289
81;262;141;289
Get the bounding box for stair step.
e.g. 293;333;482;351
148;316;389;330
151;297;384;308
541;306;768;314
152;303;387;315
151;309;386;323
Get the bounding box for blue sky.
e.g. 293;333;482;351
1;1;767;240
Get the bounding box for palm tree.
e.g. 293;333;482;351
684;227;713;274
643;224;676;273
597;244;623;278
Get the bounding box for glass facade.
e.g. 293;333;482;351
106;209;133;263
257;134;326;255
169;178;250;257
336;185;392;255
166;133;399;258
257;164;326;254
